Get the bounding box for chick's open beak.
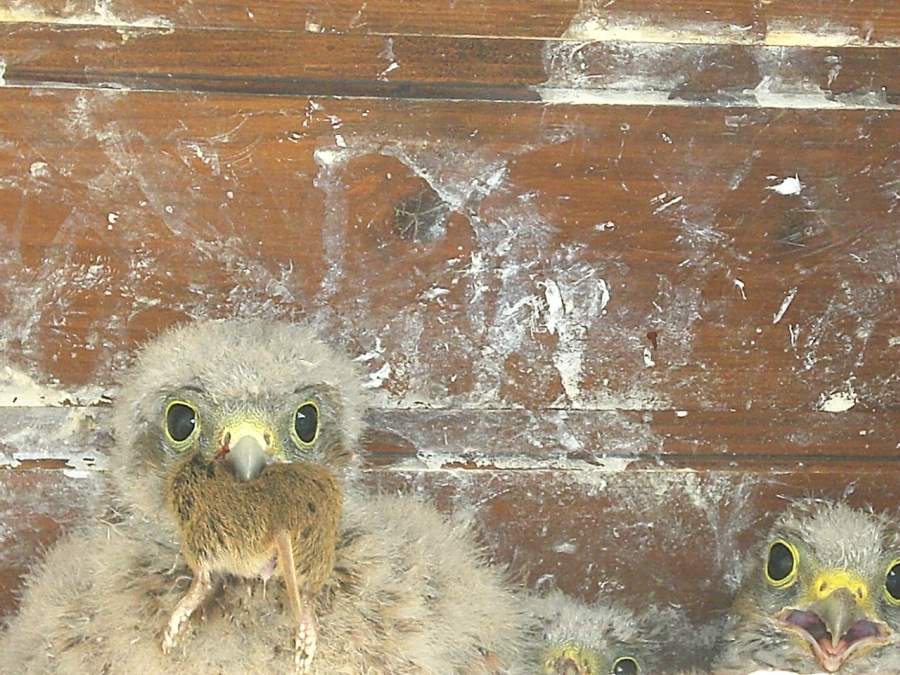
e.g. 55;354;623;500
777;571;891;673
219;421;273;481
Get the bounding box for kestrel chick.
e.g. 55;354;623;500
115;320;356;668
0;319;527;674
522;590;659;675
714;501;900;674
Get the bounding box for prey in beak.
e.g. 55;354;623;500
776;571;892;672
215;420;276;481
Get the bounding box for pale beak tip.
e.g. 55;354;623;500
225;435;268;481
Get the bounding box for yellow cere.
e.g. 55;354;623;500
801;569;875;613
221;415;283;457
543;642;601;675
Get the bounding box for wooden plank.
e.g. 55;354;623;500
1;25;897;106
1;1;899;44
2;463;898;664
3;407;898;472
0;89;896;412
368;409;900;466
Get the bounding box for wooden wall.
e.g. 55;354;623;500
0;1;898;667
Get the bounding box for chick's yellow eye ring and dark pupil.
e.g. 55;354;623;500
295;402;319;445
886;562;900;601
612;657;639;675
166;402;197;443
766;541;796;585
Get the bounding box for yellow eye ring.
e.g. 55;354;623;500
766;539;799;588
612;656;640;675
291;400;320;448
885;558;900;606
164;400;200;448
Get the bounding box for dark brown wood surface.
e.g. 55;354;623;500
2;25;898;104
2;1;899;43
0;3;898;668
1;89;896;409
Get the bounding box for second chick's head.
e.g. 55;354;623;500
735;500;899;672
537;592;653;675
111;319;364;521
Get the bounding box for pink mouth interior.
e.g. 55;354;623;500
781;609;886;658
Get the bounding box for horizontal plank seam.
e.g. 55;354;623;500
0;80;898;111
1;20;899;48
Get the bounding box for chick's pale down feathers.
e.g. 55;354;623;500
1;492;527;674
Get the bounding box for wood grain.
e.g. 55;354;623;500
1;25;897;106
2;1;900;44
0;89;896;412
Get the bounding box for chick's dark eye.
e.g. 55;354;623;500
767;541;796;584
294;403;319;445
613;657;639;675
166;403;197;442
887;562;900;601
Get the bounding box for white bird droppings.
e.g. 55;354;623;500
29;161;50;178
772;287;798;324
767;175;804;195
362;363;392;390
818;385;857;413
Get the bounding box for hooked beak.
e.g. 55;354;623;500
777;573;892;672
218;421;273;481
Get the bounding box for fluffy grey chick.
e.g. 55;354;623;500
516;590;666;675
713;500;900;674
0;319;526;673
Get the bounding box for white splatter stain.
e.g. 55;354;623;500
772;287;798;324
560;2;897;47
767;174;804;195
378;37;400;80
541;271;611;405
0;1;172;29
304;19;324;33
551;541;578;555
818;383;857;413
362;362;392;390
0;366;108;407
29;161;50;178
652;194;683;214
